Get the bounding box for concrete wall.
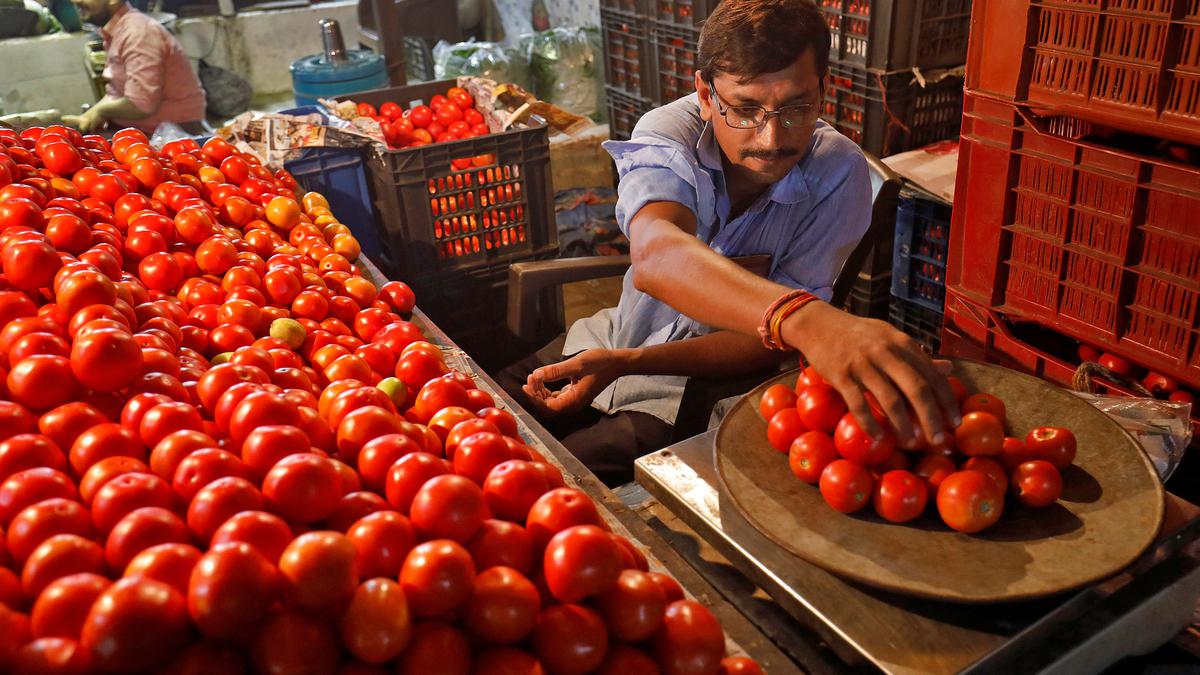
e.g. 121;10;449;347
0;1;361;117
0;32;96;116
175;1;361;106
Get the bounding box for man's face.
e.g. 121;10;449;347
73;0;117;25
696;49;826;187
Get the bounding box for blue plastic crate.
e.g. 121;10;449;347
279;106;383;262
891;190;950;313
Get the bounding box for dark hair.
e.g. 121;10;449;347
698;0;831;82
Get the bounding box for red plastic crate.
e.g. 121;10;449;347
941;291;1200;436
966;0;1200;145
652;21;700;104
948;91;1200;390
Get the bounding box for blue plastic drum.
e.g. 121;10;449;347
290;50;388;107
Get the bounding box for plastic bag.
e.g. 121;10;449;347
520;27;602;120
1073;392;1192;482
432;39;533;91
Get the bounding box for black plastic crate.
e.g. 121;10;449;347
891;188;950;313
337;80;556;281
601;7;658;101
817;0;971;71
889;295;943;354
606;87;655;140
404;37;435;82
843;272;891;319
655;0;720;27
822;61;963;157
412;253;562;371
653;21;701;105
601;0;650;13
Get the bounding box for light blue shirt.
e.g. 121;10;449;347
563;93;872;424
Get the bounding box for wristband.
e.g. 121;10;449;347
758;289;817;351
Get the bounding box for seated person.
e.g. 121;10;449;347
65;0;206;134
498;0;958;486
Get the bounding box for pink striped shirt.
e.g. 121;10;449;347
101;5;207;133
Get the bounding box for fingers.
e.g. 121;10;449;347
836;375;881;440
856;365;917;448
895;347;961;445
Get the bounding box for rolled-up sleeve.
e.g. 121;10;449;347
112;29;166;115
603;130;725;240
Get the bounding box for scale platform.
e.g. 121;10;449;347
635;430;1200;674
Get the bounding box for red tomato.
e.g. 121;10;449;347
7;498;96;564
407;105;434;129
356;433;422;492
324;489;387;531
155;640;247;675
80;577;189;673
833;411;895;466
171;447;244;502
399;539;476;617
453;431;513;485
961;456;1008;495
36;402;107;454
936;470;1003;533
409;474;487;543
998;436;1035;473
188;541;278;640
31;572;110;640
250;610;339;675
138;401;203;449
758;383;797;421
720;657;766;674
239;424;310;481
395;621;470;675
209;510;293;564
262;453;341;523
385;452;451;515
90;471;175;535
104;506;189;571
1012;460;1063;508
597;644;659;675
68;423;145;478
787;432;838;484
186;476;263;543
463;566;540;644
872;470;928;523
0;435;68;489
21;534;105;598
8;355;78;410
796;384;848;434
483;459;550;523
466;519;535;576
340;577;413;664
542;525;621;603
436;104;464;126
954;412;1004;457
1098;352;1136;377
525;487;603;551
378;281;416;314
472;647;546;675
0;468;78;527
336;405;405;464
595;569;666;643
11;636;93;674
913;454;955;496
123;542;201;595
279;531;358;612
532;603;608;675
765;408;806;453
818;459;874;514
653;600;725;675
961;393;1006;425
1024;426;1076;469
347;510;415;579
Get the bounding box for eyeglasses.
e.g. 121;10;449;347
707;79;821;130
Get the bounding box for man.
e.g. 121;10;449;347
500;0;959;486
64;0;206;134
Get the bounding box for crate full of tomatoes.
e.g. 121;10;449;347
761;368;1074;533
0;123;762;674
333;80;556;283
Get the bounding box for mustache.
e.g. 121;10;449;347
739;148;800;161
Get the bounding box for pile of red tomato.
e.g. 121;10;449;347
353;86;490;152
0;124;760;674
761;368;1076;534
1078;343;1196;405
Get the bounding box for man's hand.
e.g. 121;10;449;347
523;349;632;418
784;302;960;449
63;108;105;133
